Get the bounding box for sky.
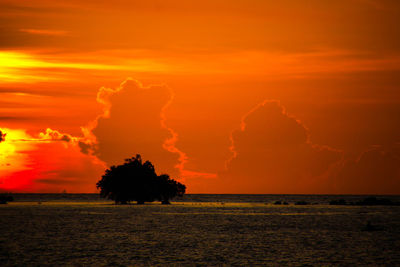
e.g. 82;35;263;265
0;0;399;193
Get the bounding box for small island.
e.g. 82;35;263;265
0;194;13;204
96;154;186;204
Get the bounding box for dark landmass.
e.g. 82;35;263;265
330;196;400;206
295;201;309;205
0;194;13;204
3;194;400;206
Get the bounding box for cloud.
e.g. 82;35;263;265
220;100;342;193
333;145;400;194
19;29;70;36
0;79;210;193
38;128;74;142
0;128;105;193
82;78;187;178
5;128;78;143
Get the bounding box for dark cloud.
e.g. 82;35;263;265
220;100;342;193
333;145;400;194
60;135;70;142
0;116;37;121
78;140;94;154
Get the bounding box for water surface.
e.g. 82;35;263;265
1;194;399;266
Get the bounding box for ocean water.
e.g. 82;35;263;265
1;194;399;266
9;193;400;204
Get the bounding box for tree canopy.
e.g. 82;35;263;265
0;194;13;204
96;154;186;204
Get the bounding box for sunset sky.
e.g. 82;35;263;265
1;0;399;193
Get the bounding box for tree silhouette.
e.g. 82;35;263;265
0;130;5;143
156;174;186;204
0;194;13;204
96;154;186;204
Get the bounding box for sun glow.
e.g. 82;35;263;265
0;128;35;169
0;128;37;190
1;0;400;194
0;51;168;83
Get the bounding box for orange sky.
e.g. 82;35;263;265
1;0;400;194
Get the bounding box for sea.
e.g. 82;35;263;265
8;193;400;204
1;194;399;266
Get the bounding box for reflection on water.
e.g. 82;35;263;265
0;194;399;266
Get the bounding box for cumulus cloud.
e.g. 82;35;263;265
220;100;342;193
333;145;400;194
0;78;206;193
38;128;74;142
82;78;187;178
3;128;78;143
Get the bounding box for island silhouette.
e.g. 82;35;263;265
96;154;186;204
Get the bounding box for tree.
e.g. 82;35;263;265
96;154;186;204
156;174;186;204
0;194;13;204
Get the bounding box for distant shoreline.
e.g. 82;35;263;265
3;193;400;205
